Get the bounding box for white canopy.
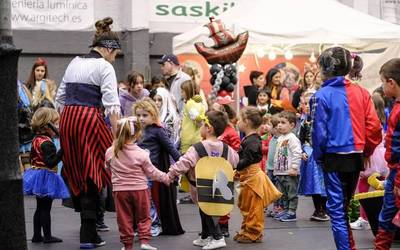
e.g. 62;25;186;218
173;0;400;55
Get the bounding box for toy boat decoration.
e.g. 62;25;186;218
195;17;248;65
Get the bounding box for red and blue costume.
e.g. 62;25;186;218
374;101;400;250
311;76;382;250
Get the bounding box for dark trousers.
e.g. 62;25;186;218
79;180;100;243
199;209;222;240
33;197;53;239
312;194;327;213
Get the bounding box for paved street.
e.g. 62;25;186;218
24;195;399;250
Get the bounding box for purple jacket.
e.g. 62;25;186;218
119;88;149;116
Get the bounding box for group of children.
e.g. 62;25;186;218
22;49;400;250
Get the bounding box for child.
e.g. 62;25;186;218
151;87;180;145
166;110;239;250
133;98;184;236
23;107;69;243
311;47;382;250
298;91;328;222
259;114;271;173
234;106;271;243
105;117;170;250
374;58;400;250
256;89;272;114
210;102;240;237
273;111;302;222
180;80;206;154
179;80;206;204
266;114;284;217
351;93;389;230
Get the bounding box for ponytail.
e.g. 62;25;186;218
113;117;141;158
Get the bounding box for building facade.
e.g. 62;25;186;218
13;0;400;85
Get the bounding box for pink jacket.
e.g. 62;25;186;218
105;143;168;191
167;140;239;203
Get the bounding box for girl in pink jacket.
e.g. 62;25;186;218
105;117;170;250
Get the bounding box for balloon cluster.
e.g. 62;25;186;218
209;63;237;100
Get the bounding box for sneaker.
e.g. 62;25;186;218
151;225;162;237
273;210;287;220
80;243;95;249
280;212;297;222
311;212;330;222
350;217;370;230
193;236;212;247
202;237;226;250
179;195;193;204
265;209;274;217
96;222;110;232
141;243;157;250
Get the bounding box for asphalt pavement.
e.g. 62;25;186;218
23;194;400;250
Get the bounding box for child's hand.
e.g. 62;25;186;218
233;170;240;181
302;152;308;161
288;169;298;176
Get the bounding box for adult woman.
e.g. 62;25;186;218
244;71;265;106
119;71;149;116
25;57;57;111
292;70;315;110
152;87;180;144
313;71;322;90
55;17;121;249
265;68;292;113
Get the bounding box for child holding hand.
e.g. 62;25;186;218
106;117;171;250
166;110;239;250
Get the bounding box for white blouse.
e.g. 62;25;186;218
55;56;121;116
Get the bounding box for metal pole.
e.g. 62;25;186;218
0;0;27;249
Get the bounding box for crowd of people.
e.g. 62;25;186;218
17;17;400;250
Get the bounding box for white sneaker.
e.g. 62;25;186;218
350;217;370;230
202;237;226;250
141;243;157;250
193;236;212;247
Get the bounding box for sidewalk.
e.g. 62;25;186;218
24;195;397;250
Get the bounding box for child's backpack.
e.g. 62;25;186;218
192;142;234;217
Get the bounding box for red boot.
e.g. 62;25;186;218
374;229;395;250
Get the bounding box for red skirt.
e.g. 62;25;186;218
60;105;112;196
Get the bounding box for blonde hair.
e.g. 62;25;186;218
133;97;161;125
31;107;59;133
113;117;141;157
181;80;199;101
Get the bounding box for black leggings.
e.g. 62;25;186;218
33;197;53;238
199;209;222;240
312;194;327;213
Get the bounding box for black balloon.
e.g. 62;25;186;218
221;76;230;86
230;75;238;85
224;64;233;74
210;64;223;76
224;83;235;92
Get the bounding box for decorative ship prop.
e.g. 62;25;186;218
195;17;248;65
